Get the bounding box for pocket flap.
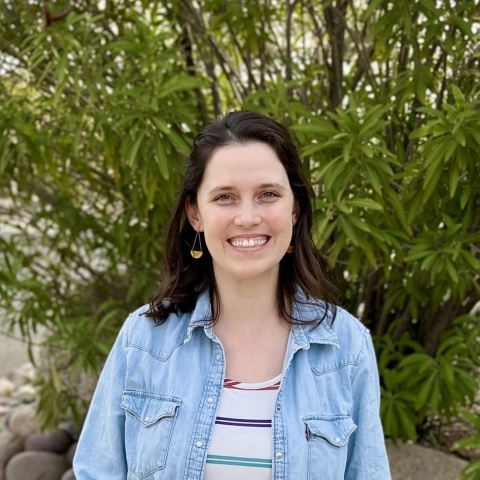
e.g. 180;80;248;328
121;391;181;427
304;416;357;447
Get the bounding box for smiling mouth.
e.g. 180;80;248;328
228;237;270;248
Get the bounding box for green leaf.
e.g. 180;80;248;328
167;129;191;155
343;141;352;163
50;363;62;393
460;250;480;271
339;216;360;246
405;249;431;262
445;258;459;283
315;217;338;249
423;159;444;202
453;128;466;147
347;214;371;233
364;162;382;193
449;161;460;198
157;76;205;99
450;85;465;107
385;189;410;234
460;187;472;210
346;198;383;211
155;138;169;180
418;0;437;14
291;120;336;136
127;131;145;167
415;373;435;410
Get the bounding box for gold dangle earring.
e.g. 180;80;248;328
287;220;296;254
190;231;203;259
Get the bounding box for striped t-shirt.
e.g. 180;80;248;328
204;373;282;480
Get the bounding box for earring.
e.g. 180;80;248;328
287;220;296;254
190;231;203;259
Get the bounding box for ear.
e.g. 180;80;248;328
185;197;202;232
292;200;300;225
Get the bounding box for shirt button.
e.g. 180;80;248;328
144;416;151;421
276;404;281;411
334;437;341;442
207;397;214;403
196;441;203;448
216;354;221;360
275;452;283;459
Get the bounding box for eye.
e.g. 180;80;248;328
215;194;232;201
261;191;278;199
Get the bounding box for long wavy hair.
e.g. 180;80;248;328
144;110;340;326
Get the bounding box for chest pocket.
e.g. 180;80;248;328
121;391;181;479
303;415;357;480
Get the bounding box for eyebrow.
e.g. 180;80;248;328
208;183;288;195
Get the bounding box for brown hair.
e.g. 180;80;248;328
144;110;340;326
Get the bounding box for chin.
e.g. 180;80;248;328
228;264;280;282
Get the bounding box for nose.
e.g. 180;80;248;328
233;200;261;227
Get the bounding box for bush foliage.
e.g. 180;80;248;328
1;0;479;454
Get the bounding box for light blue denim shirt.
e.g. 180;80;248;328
73;290;391;480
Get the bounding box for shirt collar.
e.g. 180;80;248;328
184;287;339;349
290;287;340;349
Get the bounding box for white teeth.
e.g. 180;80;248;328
230;237;268;248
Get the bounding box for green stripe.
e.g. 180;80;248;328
207;455;271;464
206;454;272;468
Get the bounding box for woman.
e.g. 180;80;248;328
73;111;391;479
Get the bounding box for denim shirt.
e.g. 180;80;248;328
73;290;391;480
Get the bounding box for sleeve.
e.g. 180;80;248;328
73;315;130;480
345;328;391;480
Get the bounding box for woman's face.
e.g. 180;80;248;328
186;142;298;283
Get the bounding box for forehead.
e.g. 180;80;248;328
200;142;289;191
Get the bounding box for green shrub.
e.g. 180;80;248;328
0;1;479;452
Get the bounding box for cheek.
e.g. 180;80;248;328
201;210;229;246
269;207;294;231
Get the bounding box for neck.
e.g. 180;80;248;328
213;268;283;333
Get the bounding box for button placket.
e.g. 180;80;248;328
184;336;226;478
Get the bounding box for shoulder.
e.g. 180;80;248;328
331;305;368;338
122;304;193;360
326;305;371;365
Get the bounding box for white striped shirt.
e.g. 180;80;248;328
204;373;282;480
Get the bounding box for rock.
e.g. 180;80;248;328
24;430;71;454
61;468;76;480
12;385;36;403
15;363;36;382
0;396;11;406
438;417;480;460
65;442;77;466
387;442;468;480
0;405;11;416
0;379;15;397
7;404;39;438
5;451;70;480
0;431;24;480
